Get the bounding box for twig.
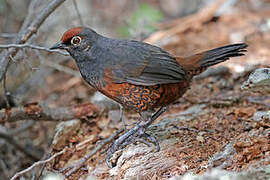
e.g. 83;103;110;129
63;128;124;177
42;59;81;77
34;148;54;180
36;160;47;180
0;44;68;56
0;102;99;123
73;0;84;26
0;33;17;38
0;0;67;82
10;148;67;180
20;0;41;31
13;65;58;105
2;73;10;108
35;50;80;77
246;97;270;107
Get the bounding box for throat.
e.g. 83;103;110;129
76;61;105;89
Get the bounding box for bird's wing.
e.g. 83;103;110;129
104;40;186;86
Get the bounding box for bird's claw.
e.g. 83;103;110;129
105;143;118;168
105;153;114;168
105;126;160;168
142;133;160;152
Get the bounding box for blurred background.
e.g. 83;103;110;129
0;0;269;179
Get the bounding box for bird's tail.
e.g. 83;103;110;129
177;43;248;76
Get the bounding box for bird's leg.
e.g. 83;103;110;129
106;106;168;167
118;103;126;129
118;103;136;129
144;106;168;127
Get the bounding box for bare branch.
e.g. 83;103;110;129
10;148;67;180
35;50;80;77
0;33;17;38
73;0;84;26
42;59;81;77
0;102;99;123
20;0;42;31
0;0;67;82
62;128;124;177
0;44;68;56
2;73;10;108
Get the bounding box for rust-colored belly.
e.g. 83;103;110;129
99;81;190;112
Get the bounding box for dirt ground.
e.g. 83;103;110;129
1;0;270;179
44;1;270;179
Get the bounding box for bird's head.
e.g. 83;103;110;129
50;27;99;56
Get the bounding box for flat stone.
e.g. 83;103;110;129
252;111;270;121
241;68;270;94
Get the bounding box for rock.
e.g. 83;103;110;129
207;143;236;169
108;109;127;125
52;119;81;150
169;165;270;180
241;68;270;94
107;104;207;179
252;111;270;121
230;31;245;44
195;66;230;80
215;0;238;16
196;134;205;143
109;144;178;179
85;175;98;180
89;166;109;179
151;104;206;133
90;91;119;111
88;101;269;179
176;104;206;116
43;171;65;180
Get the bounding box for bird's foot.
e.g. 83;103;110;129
106;107;168;168
105;123;159;168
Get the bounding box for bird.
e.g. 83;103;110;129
50;27;247;168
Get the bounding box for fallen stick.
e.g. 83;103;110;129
1;102;99;123
10;148;67;180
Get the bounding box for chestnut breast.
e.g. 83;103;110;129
99;79;190;112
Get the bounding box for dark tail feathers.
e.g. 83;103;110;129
198;43;248;68
177;43;248;76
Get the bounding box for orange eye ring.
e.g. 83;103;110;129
71;36;81;45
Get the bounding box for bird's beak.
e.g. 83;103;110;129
50;42;66;50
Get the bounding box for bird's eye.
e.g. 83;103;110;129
71;36;81;45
